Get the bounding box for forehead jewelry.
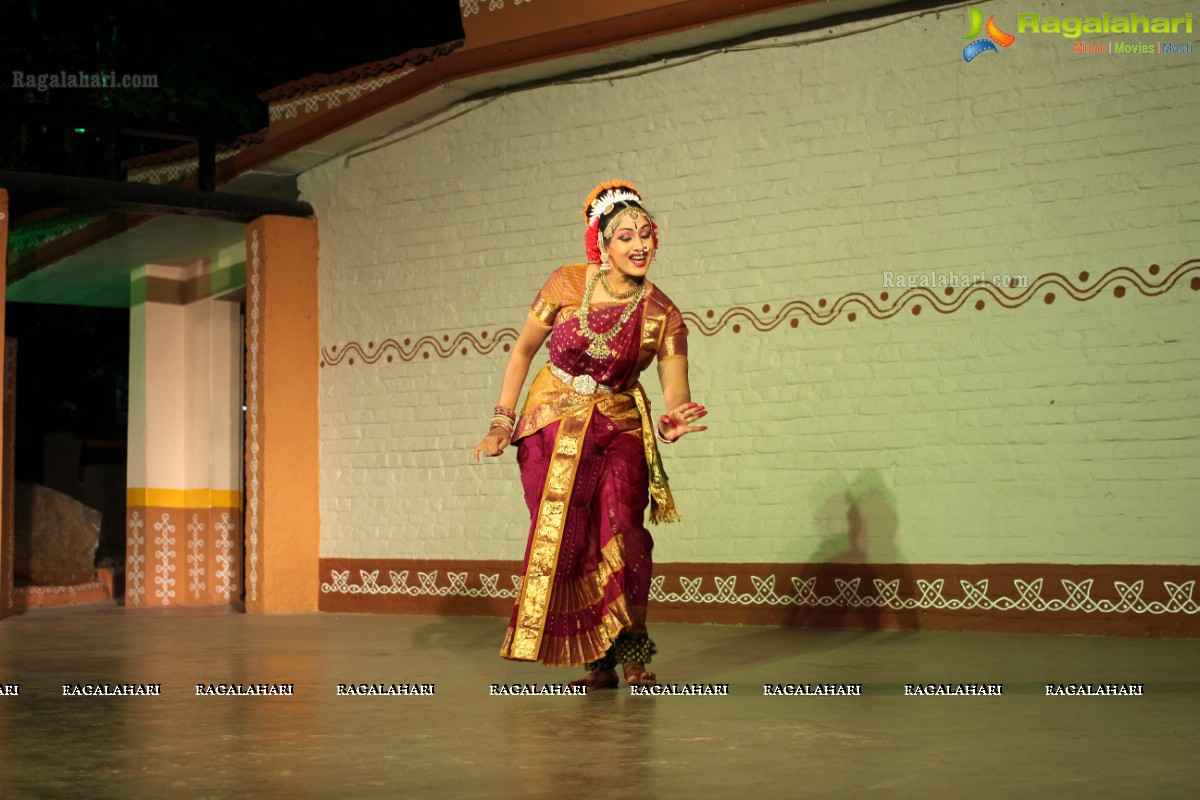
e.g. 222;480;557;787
602;206;648;242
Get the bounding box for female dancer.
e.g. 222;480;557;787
474;181;707;688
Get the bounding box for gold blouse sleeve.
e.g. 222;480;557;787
529;267;566;326
657;303;689;360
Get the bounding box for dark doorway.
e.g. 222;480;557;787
5;301;129;603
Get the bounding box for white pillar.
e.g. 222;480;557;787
125;263;243;607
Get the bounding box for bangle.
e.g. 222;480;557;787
656;424;677;445
491;404;516;436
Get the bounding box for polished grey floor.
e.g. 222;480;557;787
1;603;1197;799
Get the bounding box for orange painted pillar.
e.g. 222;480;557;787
0;189;11;619
245;217;320;613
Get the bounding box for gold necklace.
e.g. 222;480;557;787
600;271;638;300
578;270;645;359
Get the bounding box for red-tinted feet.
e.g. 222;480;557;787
569;668;619;690
623;662;657;686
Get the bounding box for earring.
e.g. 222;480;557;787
599;248;610;272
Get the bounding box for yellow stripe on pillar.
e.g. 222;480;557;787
126;488;243;509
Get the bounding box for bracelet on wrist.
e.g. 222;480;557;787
490;404;516;437
656;425;677;445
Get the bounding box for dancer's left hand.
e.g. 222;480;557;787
658;402;708;443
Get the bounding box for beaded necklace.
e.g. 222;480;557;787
578;269;646;359
599;271;639;300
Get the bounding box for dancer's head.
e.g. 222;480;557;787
582;181;658;275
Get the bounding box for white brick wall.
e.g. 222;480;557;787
304;0;1200;565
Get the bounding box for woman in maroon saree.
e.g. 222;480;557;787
474;181;707;688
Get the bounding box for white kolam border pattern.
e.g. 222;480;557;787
247;229;262;604
268;70;416;122
127;149;242;186
321;568;1200;616
126;511;146;605
460;0;533;18
13;581;106;597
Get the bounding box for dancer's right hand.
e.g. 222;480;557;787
474;429;512;462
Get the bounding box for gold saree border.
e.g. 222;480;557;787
628;386;679;524
501;405;595;661
500;279;684;662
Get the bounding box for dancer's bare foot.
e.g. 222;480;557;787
569;668;618;690
623;662;657;686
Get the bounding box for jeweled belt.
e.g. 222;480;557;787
549;363;613;396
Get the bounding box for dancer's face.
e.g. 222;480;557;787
603;212;655;282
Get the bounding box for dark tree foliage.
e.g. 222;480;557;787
1;0;464;182
1;1;463;492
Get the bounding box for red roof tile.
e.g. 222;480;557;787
257;40;463;102
121;130;269;170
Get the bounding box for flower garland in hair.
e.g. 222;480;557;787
587;187;643;224
584;219;603;264
581;180;659;263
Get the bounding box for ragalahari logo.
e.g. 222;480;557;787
962;7;1016;61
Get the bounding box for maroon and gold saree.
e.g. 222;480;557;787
499;263;687;666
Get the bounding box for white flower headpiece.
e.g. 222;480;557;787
587;188;644;224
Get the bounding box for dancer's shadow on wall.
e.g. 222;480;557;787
675;470;917;673
782;469;919;632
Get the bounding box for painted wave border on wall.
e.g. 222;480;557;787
320;259;1200;365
